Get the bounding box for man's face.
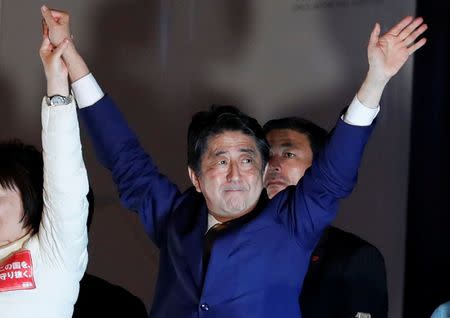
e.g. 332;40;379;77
264;129;313;199
0;185;28;246
189;131;264;222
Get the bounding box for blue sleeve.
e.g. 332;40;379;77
273;119;375;249
78;95;181;248
431;302;450;318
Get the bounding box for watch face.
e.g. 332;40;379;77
48;95;71;106
51;96;65;105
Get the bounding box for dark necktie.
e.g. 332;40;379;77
202;222;230;282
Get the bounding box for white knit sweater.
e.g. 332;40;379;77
0;99;89;317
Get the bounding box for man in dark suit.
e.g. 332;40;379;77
263;117;388;318
41;6;425;318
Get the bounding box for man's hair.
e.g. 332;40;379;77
187;105;269;175
263;117;328;157
0;140;43;235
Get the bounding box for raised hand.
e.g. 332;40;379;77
39;35;70;96
41;5;71;47
40;6;90;83
357;16;427;108
367;16;427;83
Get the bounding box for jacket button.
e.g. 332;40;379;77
200;303;210;311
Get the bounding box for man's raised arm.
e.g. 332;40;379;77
41;5;181;247
280;16;427;248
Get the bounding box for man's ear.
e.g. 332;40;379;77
188;167;202;193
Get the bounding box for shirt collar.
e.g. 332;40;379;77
207;214;222;232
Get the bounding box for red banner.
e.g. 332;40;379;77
0;250;36;292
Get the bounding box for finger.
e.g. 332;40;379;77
39;35;51;51
41;19;49;37
39;36;52;58
398;17;424;41
408;38;427;55
49;10;70;24
387;16;414;36
404;23;428;47
41;5;56;27
368;23;381;48
53;38;70;58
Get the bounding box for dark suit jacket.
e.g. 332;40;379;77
300;226;388;318
78;95;375;318
73;273;148;318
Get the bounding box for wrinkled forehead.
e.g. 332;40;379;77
205;130;260;155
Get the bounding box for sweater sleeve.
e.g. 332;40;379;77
36;98;89;275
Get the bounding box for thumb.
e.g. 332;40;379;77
39;35;53;60
41;5;56;28
39;35;51;53
368;23;380;48
42;19;49;37
53;38;69;58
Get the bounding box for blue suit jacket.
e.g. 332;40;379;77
79;95;375;318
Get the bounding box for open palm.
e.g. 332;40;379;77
368;16;427;80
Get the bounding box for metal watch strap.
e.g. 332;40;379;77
45;94;73;106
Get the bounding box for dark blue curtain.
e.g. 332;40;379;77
404;2;450;317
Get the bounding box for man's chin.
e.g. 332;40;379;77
222;197;251;216
266;183;286;198
224;201;246;213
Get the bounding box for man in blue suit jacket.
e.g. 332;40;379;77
263;117;388;317
41;6;426;317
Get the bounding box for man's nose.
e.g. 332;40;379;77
268;155;282;172
226;161;241;182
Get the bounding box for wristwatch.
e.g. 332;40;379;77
45;94;73;106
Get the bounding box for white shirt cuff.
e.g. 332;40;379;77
71;73;104;108
342;95;380;126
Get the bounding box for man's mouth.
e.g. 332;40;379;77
223;186;247;192
265;180;286;187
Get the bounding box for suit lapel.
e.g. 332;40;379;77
182;204;208;288
307;227;330;278
169;192;208;291
202;220;241;289
202;193;270;289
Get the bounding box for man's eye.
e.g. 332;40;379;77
218;160;227;165
283;152;296;158
242;158;253;164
